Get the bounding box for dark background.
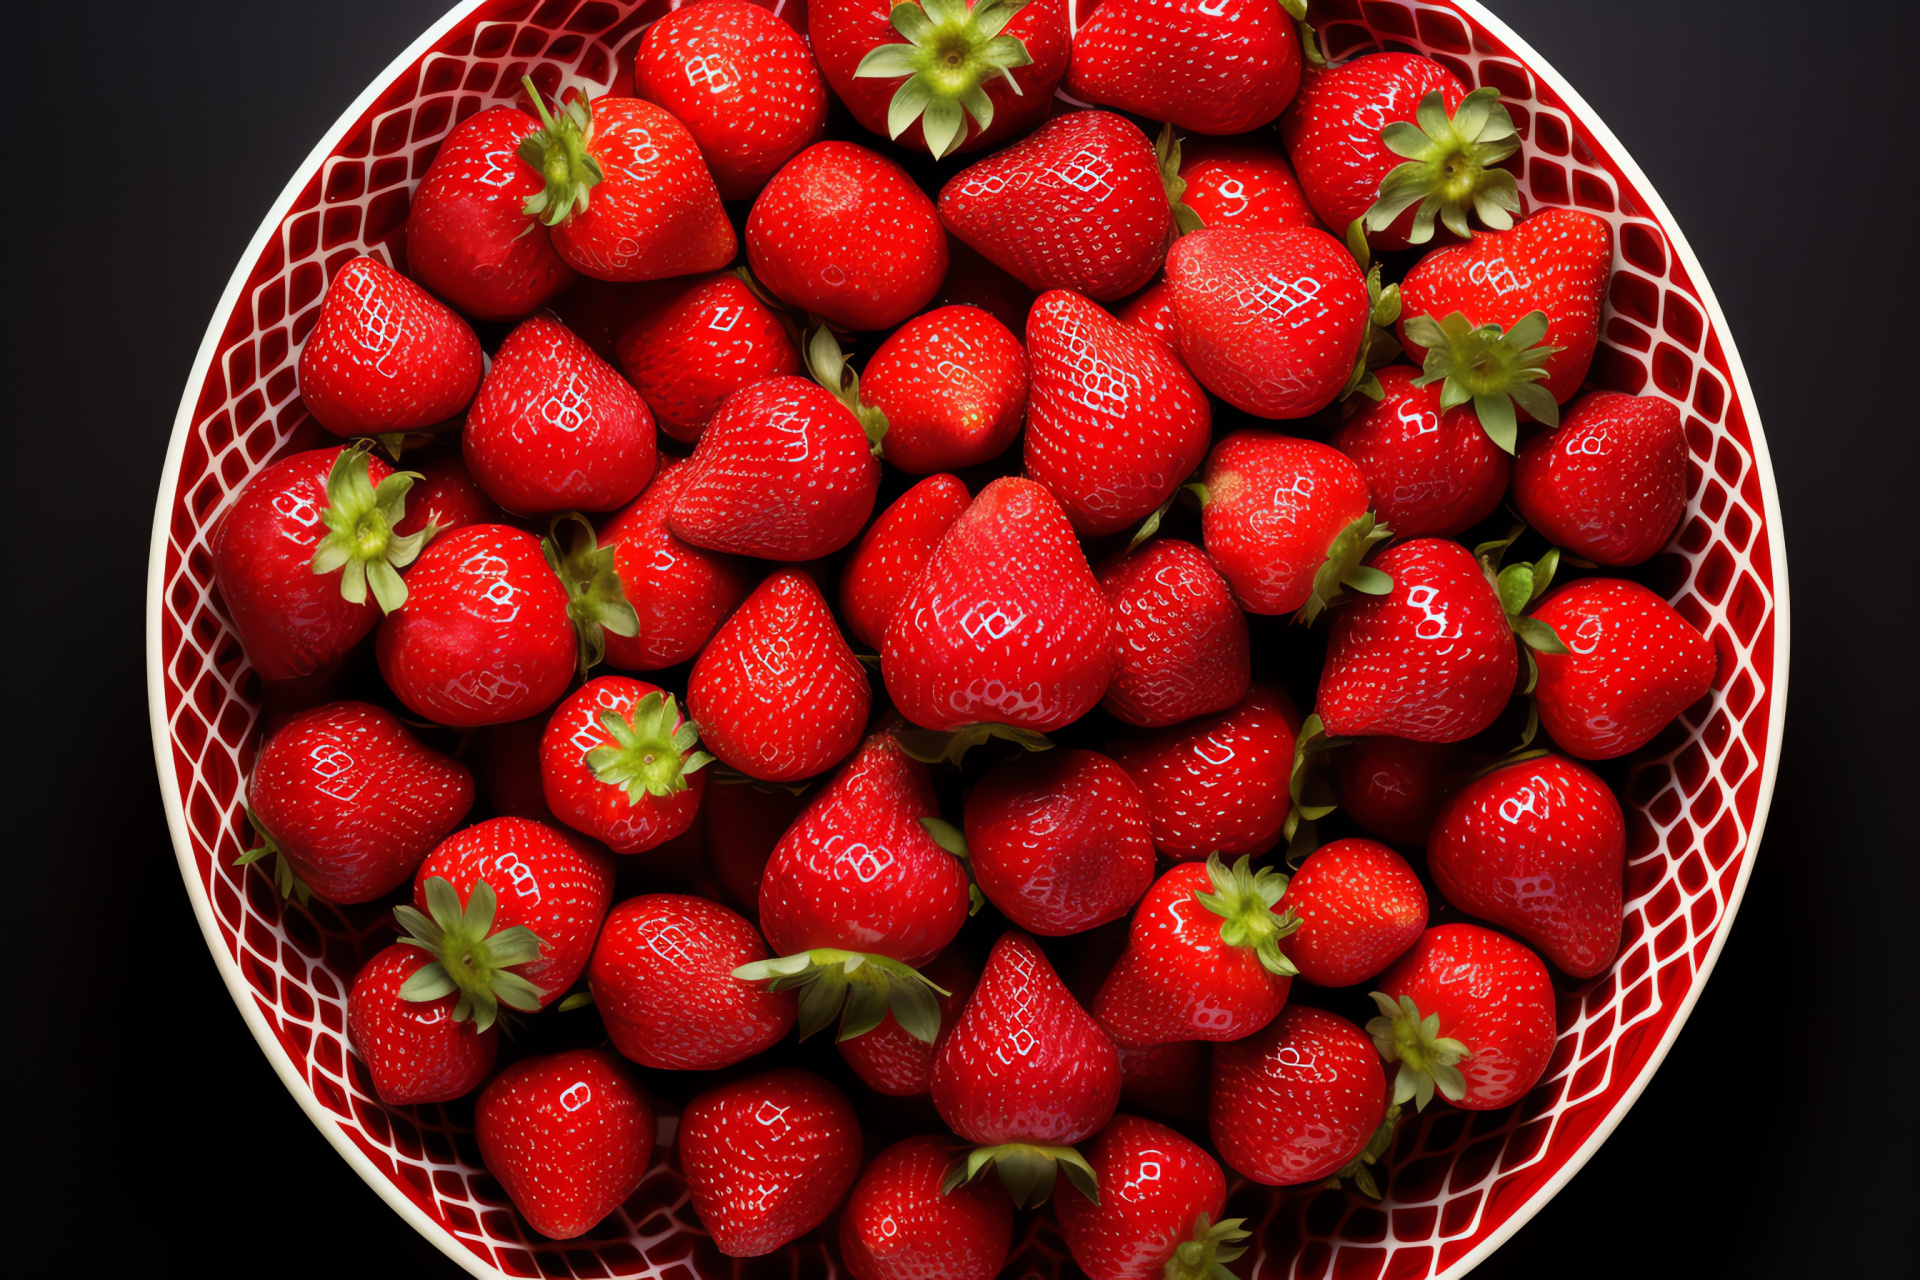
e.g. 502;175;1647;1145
11;0;1916;1273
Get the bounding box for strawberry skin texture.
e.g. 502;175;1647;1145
931;931;1122;1145
1099;539;1252;727
615;273;801;444
600;457;753;671
474;1048;654;1240
1513;391;1688;566
1336;735;1458;845
589;893;795;1069
392;448;502;538
965;748;1157;935
1330;366;1511;538
298;257;485;436
841;473;971;650
347;943;498;1106
404;105;576;321
1279;838;1427;987
839;948;976;1096
940;112;1173;302
687;569;872;782
678;1068;862;1257
865;305;1030;475
376;524;576;728
539;676;706;853
747;141;948;330
1208;1005;1384;1184
1108;681;1300;860
1116;280;1178;348
634;0;827;200
1317;538;1518;743
1024;289;1212;537
1200;431;1370;615
1180;135;1321;234
841;1134;1014;1280
1054;1116;1226;1280
248;701;473;903
1067;0;1301;134
1529;577;1716;759
883;477;1115;732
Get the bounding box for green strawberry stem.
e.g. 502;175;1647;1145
1366;992;1470;1110
1164;1213;1253;1280
1323;1103;1402;1200
941;1142;1099;1208
1283;713;1351;865
1300;512;1394;624
733;948;952;1044
1474;532;1570;693
921;817;989;916
1193;853;1302;978
584;690;715;803
1405;309;1562;453
232;809;312;907
894;722;1054;767
1156;123;1206;236
1339;219;1405;403
853;0;1036;160
309;441;435;614
1364;87;1522;245
517;76;603;225
542;512;640;678
805;327;890;455
395;876;548;1033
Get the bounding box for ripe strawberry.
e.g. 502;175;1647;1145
841;1134;1014;1280
687;569;872;781
1055;1115;1244;1280
883;477;1114;733
709;779;810;915
1336;735;1459;845
474;1049;654;1240
1179;135;1320;234
1330;365;1511;538
1368;923;1557;1110
1116;279;1178;348
1209;1004;1385;1184
588;892;796;1069
1278;838;1427;987
1199;432;1379;618
614;272;802;444
1024;289;1212;536
677;1068;862;1256
633;0;827;199
1513;391;1688;566
1067;0;1301;134
838;948;977;1096
598;457;753;671
965;748;1157;935
841;473;972;650
840;306;1030;475
747;142;948;330
348;943;498;1105
392;448;501;539
297;256;484;436
1529;577;1716;759
539;676;713;854
1099;539;1251;728
1117;1039;1208;1120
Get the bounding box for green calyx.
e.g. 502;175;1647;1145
1157;123;1206;236
1364;87;1522;245
1164;1213;1252;1280
1405;309;1562;453
1301;511;1394;625
922;817;989;917
1288;2;1327;71
1283;713;1352;866
517;76;603;226
1194;853;1301;978
1367;991;1469;1110
854;0;1035;160
895;722;1054;767
941;1142;1098;1208
232;809;311;907
395;876;548;1033
1340;220;1405;403
1324;1103;1402;1200
584;690;715;804
310;442;434;614
1475;528;1570;707
542;512;639;677
806;327;889;455
733;948;952;1044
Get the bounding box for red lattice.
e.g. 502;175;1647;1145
144;3;1787;1278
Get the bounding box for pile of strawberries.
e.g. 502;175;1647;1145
209;0;1719;1269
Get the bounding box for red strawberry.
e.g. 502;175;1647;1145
883;477;1115;733
599;457;753;671
1513;391;1688;566
1024;289;1212;536
1179;135;1320;234
1336;735;1459;845
709;779;810;915
588;892;796;1069
1116;280;1178;348
669;377;882;560
841;473;972;651
347;943;498;1106
677;1068;862;1256
838;948;977;1096
539;676;712;854
1098;539;1251;727
1368;923;1557;1110
1278;838;1427;987
634;0;827;199
392;448;501;539
297;256;484;436
841;1134;1014;1280
614;272;801;444
687;569;872;781
1108;681;1300;861
474;1048;654;1240
1067;0;1301;134
1055;1115;1243;1280
1429;755;1623;978
1199;432;1378;618
965;748;1157;935
1330;365;1511;538
1117;1039;1207;1120
1529;577;1716;759
747;142;948;330
1208;1004;1385;1184
242;701;473;904
850;305;1029;475
939;112;1179;302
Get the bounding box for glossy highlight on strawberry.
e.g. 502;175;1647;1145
1209;1004;1385;1184
1530;577;1716;759
297;256;484;436
841;474;972;651
841;1135;1014;1280
1067;0;1301;134
1099;539;1252;728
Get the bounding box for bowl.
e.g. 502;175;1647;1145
145;1;1789;1276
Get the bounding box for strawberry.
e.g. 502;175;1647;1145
392;447;501;539
1367;922;1557;1110
1336;735;1459;845
964;748;1157;935
1055;1115;1244;1280
841;1134;1014;1280
669;377;882;560
1117;1039;1208;1120
633;0;828;199
1098;539;1251;728
746;142;948;330
614;272;801;444
1179;135;1321;234
588;892;796;1069
841;473;972;650
347;943;498;1106
1512;391;1688;567
539;676;713;854
1208;1004;1385;1184
241;700;473;905
599;457;753;671
1429;754;1624;978
1108;681;1300;861
404;105;576;321
1529;577;1716;759
1278;838;1427;987
686;569;872;781
296;256;484;436
1330;365;1511;538
677;1068;862;1256
883;477;1114;733
939;111;1181;302
1024;289;1212;536
474;1048;654;1240
1198;432;1379;618
1067;0;1301;134
709;779;810;915
838;948;977;1096
1116;280;1178;348
810;0;1071;159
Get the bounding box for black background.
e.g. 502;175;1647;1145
11;0;1917;1274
